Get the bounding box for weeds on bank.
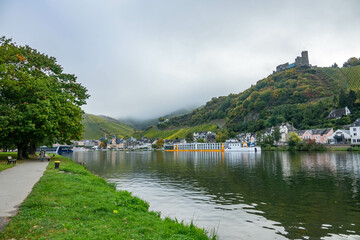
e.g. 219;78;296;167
0;155;215;240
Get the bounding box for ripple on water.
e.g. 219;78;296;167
68;151;360;240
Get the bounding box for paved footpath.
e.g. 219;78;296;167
0;160;49;231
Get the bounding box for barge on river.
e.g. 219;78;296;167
164;142;261;152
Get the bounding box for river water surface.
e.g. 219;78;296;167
64;151;360;240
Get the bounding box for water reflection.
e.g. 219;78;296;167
65;151;360;240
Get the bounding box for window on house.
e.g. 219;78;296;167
353;139;356;143
354;128;357;131
358;139;360;143
355;133;357;136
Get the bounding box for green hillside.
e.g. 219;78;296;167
161;64;360;134
82;114;134;139
340;65;360;90
142;123;218;140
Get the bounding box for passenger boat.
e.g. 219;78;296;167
37;145;73;154
164;142;261;152
224;142;261;152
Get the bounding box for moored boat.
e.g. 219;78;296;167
224;142;261;152
164;142;261;152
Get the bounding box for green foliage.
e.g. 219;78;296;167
142;124;218;140
263;134;275;146
216;131;228;143
156;138;164;148
82;114;134;140
186;132;194;142
0;37;89;159
295;140;327;151
287;132;301;148
273;126;281;142
100;138;108;149
340;65;360;91
343;57;360;67
197;138;205;143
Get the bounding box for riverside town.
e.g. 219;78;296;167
1;2;360;240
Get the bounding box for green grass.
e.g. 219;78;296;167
0;152;19;172
142;124;218;140
82;114;134;139
0;155;215;240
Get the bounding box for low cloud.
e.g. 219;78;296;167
1;0;359;119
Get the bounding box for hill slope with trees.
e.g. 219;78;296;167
82;114;134;139
159;60;360;136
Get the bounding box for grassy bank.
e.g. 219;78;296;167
0;152;19;172
0;155;215;240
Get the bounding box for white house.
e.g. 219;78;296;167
328;129;351;144
327;106;351;119
350;118;360;145
278;122;297;144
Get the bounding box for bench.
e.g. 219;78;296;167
7;156;17;165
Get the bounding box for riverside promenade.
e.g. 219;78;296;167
0;160;49;231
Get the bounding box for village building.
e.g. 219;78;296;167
278;122;297;144
350;118;360;145
124;136;138;149
327;106;351;119
193;131;216;142
164;138;187;145
107;136;124;149
237;133;256;143
294;130;307;140
72;139;100;148
328;129;351;144
296;128;334;144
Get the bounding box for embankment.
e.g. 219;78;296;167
0;155;215;239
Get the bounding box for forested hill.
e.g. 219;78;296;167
82;114;134;139
160;63;360;134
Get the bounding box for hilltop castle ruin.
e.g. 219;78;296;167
275;51;310;73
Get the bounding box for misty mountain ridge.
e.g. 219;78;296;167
158;62;360;135
118;107;195;130
82;57;360;140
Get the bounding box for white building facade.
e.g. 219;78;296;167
350;119;360;145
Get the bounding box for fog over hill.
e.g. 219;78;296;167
1;0;359;119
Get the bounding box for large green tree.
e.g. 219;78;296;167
0;37;89;159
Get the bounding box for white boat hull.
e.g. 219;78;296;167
224;147;261;152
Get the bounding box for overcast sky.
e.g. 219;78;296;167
1;0;360;119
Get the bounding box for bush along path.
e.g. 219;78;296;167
0;155;215;239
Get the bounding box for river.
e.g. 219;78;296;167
63;151;360;240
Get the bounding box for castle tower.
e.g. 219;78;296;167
301;51;309;66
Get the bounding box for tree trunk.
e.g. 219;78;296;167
17;142;29;160
29;142;36;155
22;146;29;159
17;144;25;160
